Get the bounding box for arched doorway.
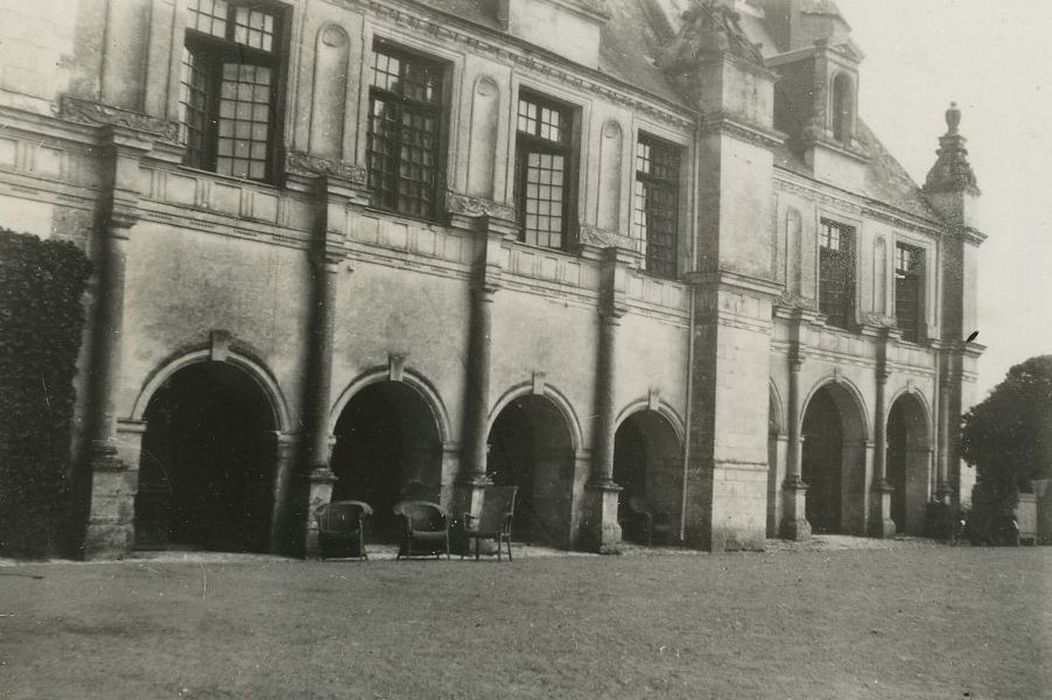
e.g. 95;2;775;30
135;361;277;552
487;395;575;547
801;383;867;535
886;393;931;535
331;381;442;542
613;410;682;545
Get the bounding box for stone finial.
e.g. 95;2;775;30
658;0;766;72
923;102;980;195
945;101;961;135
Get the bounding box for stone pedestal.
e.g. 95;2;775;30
82;443;136;558
780;477;811;542
868;480;896;539
582;481;622;554
302;468;337;559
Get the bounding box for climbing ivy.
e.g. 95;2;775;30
0;229;91;558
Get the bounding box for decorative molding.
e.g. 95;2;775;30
445;190;516;221
210;330;231;362
57;94;179;141
285;151;367;185
329;0;695;130
388;353;407;382
699;112;785;150
578;223;639;252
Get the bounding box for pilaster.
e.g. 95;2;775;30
780;338;811;541
869;331;896;538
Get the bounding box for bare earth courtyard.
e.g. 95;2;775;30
1;541;1049;699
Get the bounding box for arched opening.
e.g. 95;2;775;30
331;381;442;543
487;395;575;547
886;393;932;535
832;73;854;144
613;410;682;545
801;383;867;535
135;361;277;552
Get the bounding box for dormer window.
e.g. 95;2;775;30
831;73;854;144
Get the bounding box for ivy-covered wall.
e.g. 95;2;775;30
0;229;91;558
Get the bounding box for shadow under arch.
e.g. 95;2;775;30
800;378;870;535
886;389;933;535
612;404;684;545
328;367;451;541
486;381;584;548
328;367;452;444
131;349;291;553
131;348;292;433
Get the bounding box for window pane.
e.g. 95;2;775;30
635;135;680;277
215;61;272;180
178;46;211;168
819;220;855;329
367;46;444;218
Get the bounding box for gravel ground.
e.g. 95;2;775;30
1;539;1049;699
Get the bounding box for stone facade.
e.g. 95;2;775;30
0;0;983;558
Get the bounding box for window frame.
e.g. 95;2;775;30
894;242;926;343
817;218;857;330
179;0;288;183
514;89;578;251
365;39;449;221
633;132;681;278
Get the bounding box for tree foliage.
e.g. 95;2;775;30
0;229;91;558
961;355;1052;515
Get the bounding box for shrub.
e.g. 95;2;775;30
961;355;1052;521
0;229;91;558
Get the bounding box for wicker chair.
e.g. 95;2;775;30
315;500;373;560
462;485;517;561
393;500;450;560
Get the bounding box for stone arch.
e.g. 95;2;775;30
131;347;291;433
612;405;683;545
131;348;290;552
329;366;451;444
329;367;450;541
799;373;871;441
614;398;685;445
831;71;855;143
487;381;584;454
486;381;583;547
800;378;870;535
886;388;933;535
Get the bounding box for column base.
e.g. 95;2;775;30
81;443;135;559
780;478;811;542
302;467;337;560
450;476;492;555
581;480;622;554
868;481;897;539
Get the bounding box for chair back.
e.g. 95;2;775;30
316;500;373;533
393;500;448;532
477;486;517;532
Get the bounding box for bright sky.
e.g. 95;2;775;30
835;0;1052;399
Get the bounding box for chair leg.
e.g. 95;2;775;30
497;537;502;562
506;535;513;562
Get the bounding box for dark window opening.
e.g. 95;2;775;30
178;0;283;182
895;243;925;343
515;92;575;250
819;219;855;330
832;73;854;144
634;134;680;278
366;43;445;220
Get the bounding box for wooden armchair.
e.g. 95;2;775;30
462;485;517;561
393;500;451;560
622;497;674;547
315;500;373;560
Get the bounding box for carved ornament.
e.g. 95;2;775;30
446;191;516;221
578;223;640;252
58;94;179;141
285;151;367;185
